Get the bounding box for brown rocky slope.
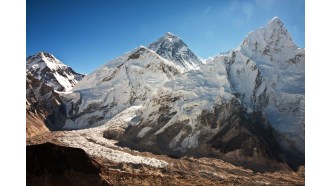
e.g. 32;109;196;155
26;70;67;137
27;131;304;185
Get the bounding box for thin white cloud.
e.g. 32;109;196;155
203;5;212;15
228;1;254;23
242;2;254;21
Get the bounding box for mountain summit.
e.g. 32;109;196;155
119;17;304;170
26;52;84;91
239;16;298;59
65;46;180;129
26;17;305;173
148;32;204;72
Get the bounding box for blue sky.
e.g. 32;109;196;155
27;0;305;74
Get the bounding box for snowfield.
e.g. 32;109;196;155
27;17;305;166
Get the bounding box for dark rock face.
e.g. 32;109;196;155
26;52;85;136
118;119;189;157
127;47;146;60
26;142;108;186
118;99;288;172
117;95;186;157
103;128;125;140
148;32;203;70
26;71;67;134
206;109;286;172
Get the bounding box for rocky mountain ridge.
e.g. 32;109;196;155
26;69;68;137
26;52;85;91
26;17;304;172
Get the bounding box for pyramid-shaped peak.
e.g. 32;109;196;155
27;51;65;68
266;16;285;29
39;51;49;56
27;51;58;62
38;51;56;59
269;16;281;23
239;16;297;57
164;32;178;38
148;33;203;72
149;33;183;49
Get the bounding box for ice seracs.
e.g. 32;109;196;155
27;17;305;171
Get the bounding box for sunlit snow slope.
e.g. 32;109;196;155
26;52;84;91
63;46;181;129
37;17;304;171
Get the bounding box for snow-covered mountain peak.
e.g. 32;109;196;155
149;32;181;47
264;16;291;39
163;32;177;38
239;16;298;62
73;44;181;91
223;17;305;155
148;33;203;72
27;51;65;70
28;18;305;171
65;45;182;128
165;32;175;37
26;52;84;91
38;51;57;61
163;32;179;41
268;16;281;25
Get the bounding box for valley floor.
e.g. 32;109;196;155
26;125;304;186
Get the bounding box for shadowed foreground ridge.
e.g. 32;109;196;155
26;133;305;185
26;142;108;186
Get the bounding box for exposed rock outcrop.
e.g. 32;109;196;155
26;70;67;136
26;52;84;92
